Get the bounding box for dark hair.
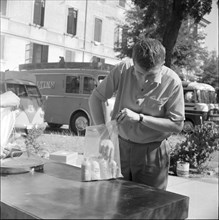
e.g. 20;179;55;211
132;38;166;71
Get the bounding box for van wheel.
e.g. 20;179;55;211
183;120;194;133
48;123;63;129
70;112;89;136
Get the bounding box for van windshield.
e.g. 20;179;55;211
6;83;41;98
7;83;28;97
26;85;41;97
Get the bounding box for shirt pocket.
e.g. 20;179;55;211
144;97;168;112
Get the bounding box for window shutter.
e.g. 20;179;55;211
33;0;41;25
67;8;77;35
40;1;45;26
94;18;102;42
119;0;126;7
72;10;77;35
25;42;33;63
65;50;75;62
42;45;48;63
0;35;5;60
0;0;7;16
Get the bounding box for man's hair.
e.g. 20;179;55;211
132;38;166;71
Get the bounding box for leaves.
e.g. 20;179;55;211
170;122;219;169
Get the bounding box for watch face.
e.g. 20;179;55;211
139;114;143;122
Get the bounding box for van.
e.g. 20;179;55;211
183;81;219;132
0;71;45;132
19;62;115;135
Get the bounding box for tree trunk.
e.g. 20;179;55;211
162;0;183;68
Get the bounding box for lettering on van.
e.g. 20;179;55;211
37;81;55;89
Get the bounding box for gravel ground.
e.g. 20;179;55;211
15;128;218;178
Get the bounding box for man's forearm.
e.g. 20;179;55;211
140;114;184;133
89;94;105;125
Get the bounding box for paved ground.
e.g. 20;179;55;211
167;150;218;220
167;175;218;219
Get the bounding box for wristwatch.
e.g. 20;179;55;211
139;114;143;123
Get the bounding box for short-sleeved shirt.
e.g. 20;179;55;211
93;59;185;144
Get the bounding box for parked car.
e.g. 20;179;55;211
0;71;45;133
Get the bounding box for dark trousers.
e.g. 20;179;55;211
118;136;170;190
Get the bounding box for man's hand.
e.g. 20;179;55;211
99;139;114;161
0;146;22;159
0;147;12;159
116;108;140;123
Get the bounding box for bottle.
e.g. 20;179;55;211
81;157;91;181
91;158;101;180
109;160;117;179
99;157;109;180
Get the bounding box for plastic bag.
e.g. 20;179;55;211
0;107;16;154
82;120;122;181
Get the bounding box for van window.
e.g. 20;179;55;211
184;91;195;103
197;90;216;104
83;77;97;94
66;75;80;93
26;85;41;97
6;83;27;97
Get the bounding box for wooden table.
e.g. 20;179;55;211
1;161;189;219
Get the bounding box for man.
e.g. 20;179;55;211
89;38;185;190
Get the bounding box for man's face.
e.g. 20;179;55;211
133;61;164;83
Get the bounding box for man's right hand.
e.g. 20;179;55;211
99;139;114;162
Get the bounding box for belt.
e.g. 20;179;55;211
118;135;164;145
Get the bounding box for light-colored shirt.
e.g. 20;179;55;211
92;59;185;143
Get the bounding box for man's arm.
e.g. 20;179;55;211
88;93;106;125
116;108;184;133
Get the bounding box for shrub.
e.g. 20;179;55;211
170;122;219;171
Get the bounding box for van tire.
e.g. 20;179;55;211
48;123;63;129
70;112;89;136
183;120;194;133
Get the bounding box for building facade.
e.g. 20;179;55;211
0;0;131;71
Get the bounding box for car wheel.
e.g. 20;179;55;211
183;120;194;133
70;112;89;136
48;123;63;129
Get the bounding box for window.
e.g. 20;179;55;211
94;18;102;42
6;84;27;97
0;35;5;60
0;0;7;16
66;76;80;93
67;8;78;36
119;0;126;7
26;85;41;97
33;0;45;26
114;26;122;48
65;50;75;62
25;42;48;64
83;77;97;94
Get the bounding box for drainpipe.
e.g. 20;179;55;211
82;0;88;62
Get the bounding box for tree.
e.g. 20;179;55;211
199;50;219;87
171;20;208;80
117;0;213;68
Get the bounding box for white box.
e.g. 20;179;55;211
49;151;78;164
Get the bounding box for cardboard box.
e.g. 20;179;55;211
49;151;78;164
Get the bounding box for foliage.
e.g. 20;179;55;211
24;125;48;157
170;123;219;171
171;20;208;80
199;50;219;87
116;0;213;67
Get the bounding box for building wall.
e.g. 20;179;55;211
0;0;130;71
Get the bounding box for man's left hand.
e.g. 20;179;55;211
116;108;140;123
